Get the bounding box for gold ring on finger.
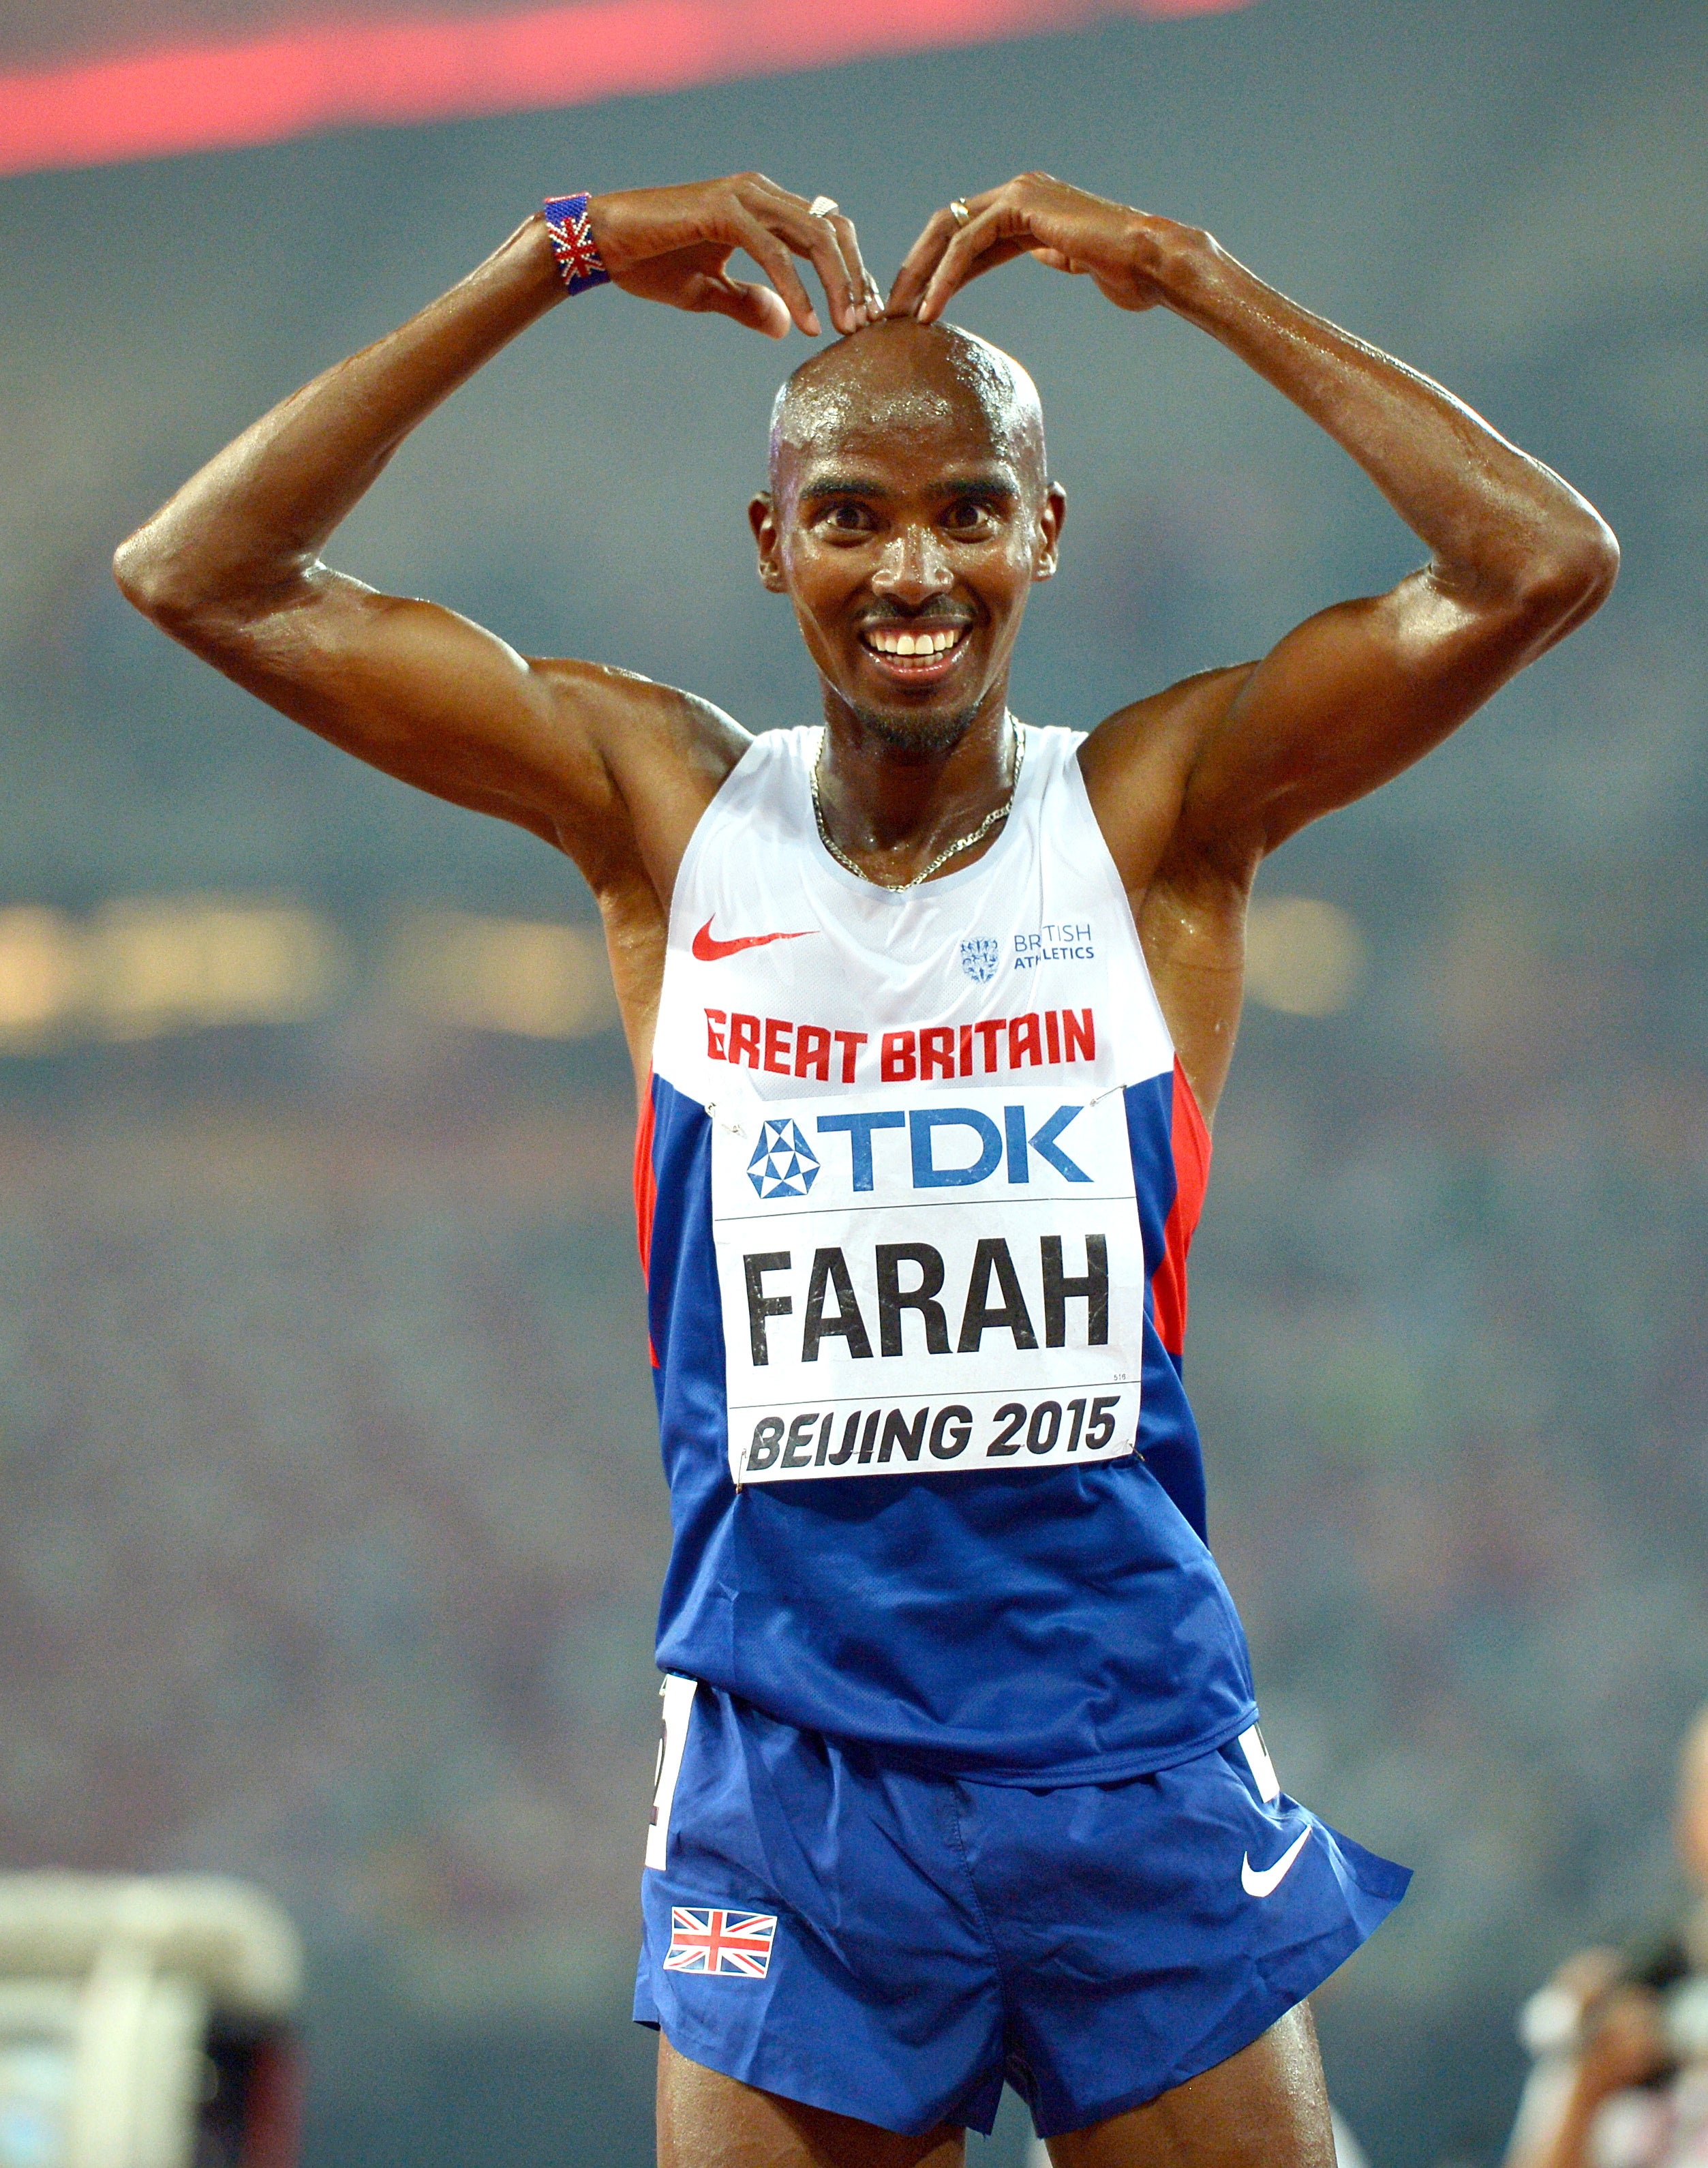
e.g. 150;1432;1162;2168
809;195;839;220
949;198;971;228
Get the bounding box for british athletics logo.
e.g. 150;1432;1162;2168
662;1907;778;1978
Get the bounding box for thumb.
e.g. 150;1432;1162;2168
687;274;792;338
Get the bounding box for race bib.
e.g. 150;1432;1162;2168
709;1085;1146;1486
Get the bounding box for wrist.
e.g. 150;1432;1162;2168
1129;215;1233;313
542;191;612;297
516;213;570;303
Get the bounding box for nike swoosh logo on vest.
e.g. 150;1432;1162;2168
692;917;816;963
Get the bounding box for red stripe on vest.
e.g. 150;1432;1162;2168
1150;1058;1211;1358
633;1081;660;1367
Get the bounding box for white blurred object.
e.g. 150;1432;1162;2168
391;910;616;1038
1520;1981;1586;2058
1024;2107;1370;2167
0;1873;301;2168
1245;897;1367;1017
1331;2107;1373;2168
0;899;345;1049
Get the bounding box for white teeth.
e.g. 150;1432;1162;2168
866;625;965;660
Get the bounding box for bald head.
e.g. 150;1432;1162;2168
768;318;1048;497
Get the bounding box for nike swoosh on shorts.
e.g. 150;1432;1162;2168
1240;1826;1311;1897
691;918;815;963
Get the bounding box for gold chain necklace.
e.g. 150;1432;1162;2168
810;723;1024;892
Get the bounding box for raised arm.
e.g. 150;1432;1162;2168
893;174;1617;871
114;176;881;892
889;175;1618;1115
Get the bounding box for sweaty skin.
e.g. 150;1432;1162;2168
113;169;1619;2168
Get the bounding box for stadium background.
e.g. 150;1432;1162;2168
1;0;1704;2158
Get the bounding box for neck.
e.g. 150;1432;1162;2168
814;685;1019;884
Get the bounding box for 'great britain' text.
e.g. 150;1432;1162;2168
703;1008;1095;1083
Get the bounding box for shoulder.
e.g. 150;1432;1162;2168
1074;663;1256;895
1078;663;1255;783
532;657;750;773
522;659;755;895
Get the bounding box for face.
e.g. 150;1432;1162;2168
749;323;1066;754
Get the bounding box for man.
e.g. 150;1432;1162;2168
115;170;1617;2167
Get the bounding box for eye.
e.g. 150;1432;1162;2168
820;501;874;533
944;498;998;533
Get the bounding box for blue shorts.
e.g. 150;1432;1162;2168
634;1680;1409;2139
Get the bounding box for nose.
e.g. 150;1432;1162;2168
870;521;953;607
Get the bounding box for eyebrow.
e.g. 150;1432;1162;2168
797;475;895;505
796;472;1021;508
941;475;1022;506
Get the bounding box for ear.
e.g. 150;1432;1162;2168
1033;481;1067;583
748;492;788;592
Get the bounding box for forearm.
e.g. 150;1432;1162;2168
115;213;563;627
1149;226;1616;611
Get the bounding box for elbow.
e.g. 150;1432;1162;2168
112;522;196;629
112;519;264;644
1509;509;1621;635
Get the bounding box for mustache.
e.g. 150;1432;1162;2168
855;605;977;626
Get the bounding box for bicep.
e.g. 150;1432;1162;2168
188;566;626;852
1176;566;1557;864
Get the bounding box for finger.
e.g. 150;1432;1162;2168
795;207;861;335
887;193;999;316
762;179;876;326
915;235;1031;323
686;274;793;338
748;183;861;334
916;201;1028;323
728;209;823;335
825;209;881;327
885;209;955;317
832;209;888;327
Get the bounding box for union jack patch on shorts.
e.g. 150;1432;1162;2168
662;1906;778;1978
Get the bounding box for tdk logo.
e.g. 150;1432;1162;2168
747;1119;820;1199
754;1105;1092;1195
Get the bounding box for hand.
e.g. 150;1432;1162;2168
887;172;1202;324
587;175;882;339
1572;1986;1671;2104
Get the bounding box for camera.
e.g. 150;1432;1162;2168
1520;1932;1708;2079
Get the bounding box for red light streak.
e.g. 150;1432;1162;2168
0;0;1251;179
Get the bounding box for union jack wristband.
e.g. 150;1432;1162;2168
543;192;610;296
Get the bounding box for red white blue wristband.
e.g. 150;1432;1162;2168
543;192;610;296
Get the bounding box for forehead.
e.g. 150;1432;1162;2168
770;326;1041;491
787;418;1026;505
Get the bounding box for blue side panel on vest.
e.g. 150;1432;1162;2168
1123;1074;1210;1544
645;1074;741;1692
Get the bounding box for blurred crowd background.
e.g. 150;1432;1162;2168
1;0;1704;2160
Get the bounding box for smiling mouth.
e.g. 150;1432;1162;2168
858;622;972;680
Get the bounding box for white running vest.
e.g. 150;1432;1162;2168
637;722;1255;1780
